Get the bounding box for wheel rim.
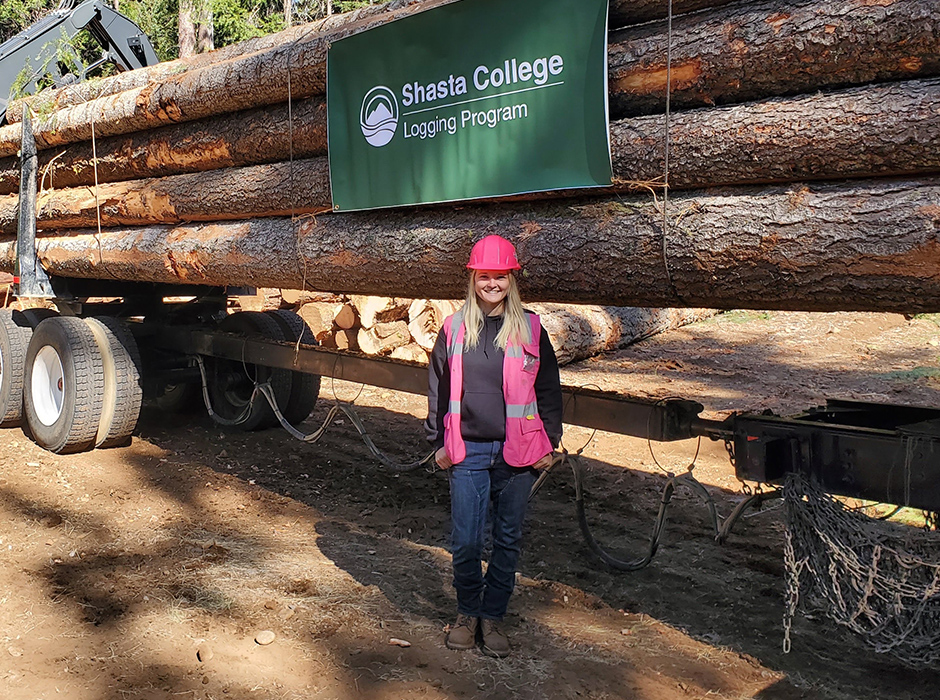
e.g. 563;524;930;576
32;345;65;426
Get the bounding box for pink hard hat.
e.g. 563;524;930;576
466;235;521;271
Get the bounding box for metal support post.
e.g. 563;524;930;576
16;110;54;298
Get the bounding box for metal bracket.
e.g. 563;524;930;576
15;111;54;299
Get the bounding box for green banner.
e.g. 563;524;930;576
327;0;610;211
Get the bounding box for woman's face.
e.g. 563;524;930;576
474;270;510;311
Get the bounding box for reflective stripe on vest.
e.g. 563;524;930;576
442;310;553;467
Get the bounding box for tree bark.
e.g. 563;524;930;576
179;0;197;59
4;78;937;221
0;159;331;233
609;0;940;118
0;98;326;195
195;6;215;55
611;78;940;189
3;0;936;157
1;178;938;313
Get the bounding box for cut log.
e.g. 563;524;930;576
612;78;940;189
349;295;410;329
0;98;326;196
332;303;358;330
357;321;410;355
3;0;460;125
0;159;331;233
1;178;939;313
5;78;938;225
390;343;429;363
334;328;359;351
608;0;940;118
408;299;462;350
296;303;330;337
529;304;716;365
3;0;936;157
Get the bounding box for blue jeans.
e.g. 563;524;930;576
448;440;538;621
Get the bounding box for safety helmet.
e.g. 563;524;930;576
466;235;521;271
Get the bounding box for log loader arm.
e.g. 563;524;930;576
0;0;159;123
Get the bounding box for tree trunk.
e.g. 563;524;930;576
611;78;940;189
179;0;197;59
4;78;937;223
609;0;940;118
529;304;716;364
1;178;938;313
3;0;935;157
195;6;215;54
0;98;326;196
0;159;331;234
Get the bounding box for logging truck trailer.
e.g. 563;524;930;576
2;0;939;519
5;124;940;516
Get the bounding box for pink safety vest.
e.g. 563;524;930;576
442;310;553;467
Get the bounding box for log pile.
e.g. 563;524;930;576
240;290;714;365
0;0;938;314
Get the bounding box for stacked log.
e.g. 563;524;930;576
0;0;938;314
267;293;713;365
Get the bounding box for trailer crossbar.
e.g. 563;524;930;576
150;326;704;442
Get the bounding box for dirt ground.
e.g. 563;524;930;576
2;310;940;700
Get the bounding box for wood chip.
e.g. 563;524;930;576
388;638;411;647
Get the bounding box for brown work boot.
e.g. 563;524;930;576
445;614;478;650
480;618;510;658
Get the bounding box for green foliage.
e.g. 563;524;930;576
212;0;284;48
0;0;58;44
2;0;379;72
120;0;182;61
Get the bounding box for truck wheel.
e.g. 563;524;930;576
264;309;321;425
24;316;105;453
85;317;143;448
205;312;292;431
0;310;32;427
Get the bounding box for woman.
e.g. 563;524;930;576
426;234;563;658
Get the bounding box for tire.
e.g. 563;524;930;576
85;317;143;448
0;310;33;427
205;312;292;431
264;309;321;425
24;316;105;454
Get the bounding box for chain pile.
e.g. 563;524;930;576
784;471;940;667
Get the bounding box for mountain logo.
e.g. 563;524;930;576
360;86;399;147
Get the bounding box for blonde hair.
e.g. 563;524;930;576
461;271;531;351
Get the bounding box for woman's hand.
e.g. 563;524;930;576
435;447;454;470
532;453;554;471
